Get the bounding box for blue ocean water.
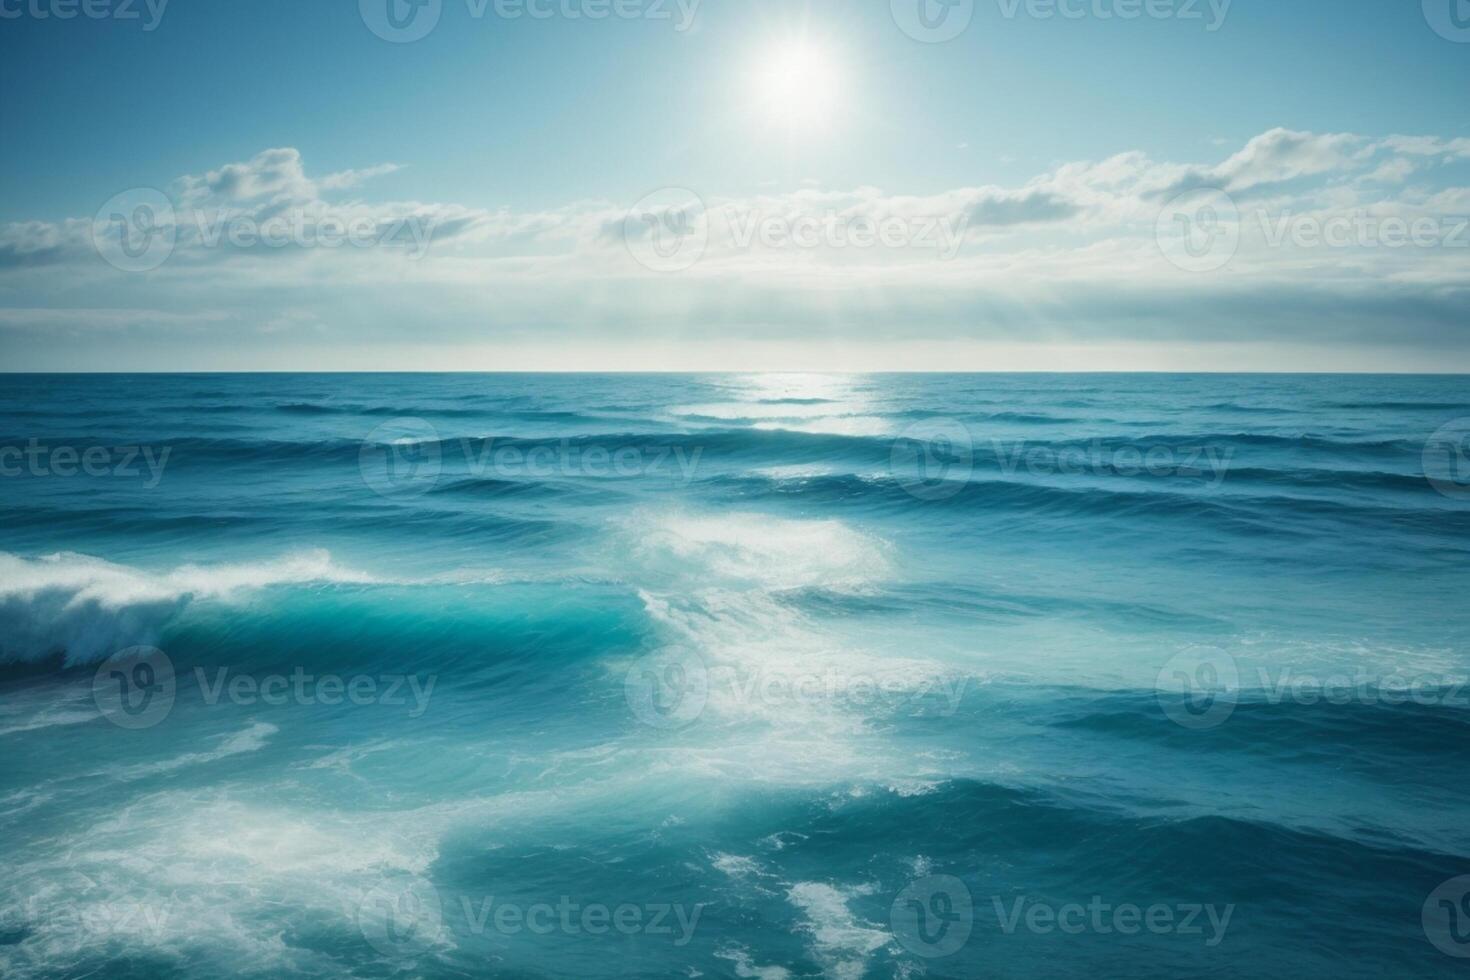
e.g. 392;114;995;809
1;372;1468;979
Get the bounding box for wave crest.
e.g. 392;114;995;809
0;550;376;665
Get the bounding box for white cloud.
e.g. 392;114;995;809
2;131;1468;365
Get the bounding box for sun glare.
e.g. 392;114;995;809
751;39;841;130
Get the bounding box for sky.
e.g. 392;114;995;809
1;0;1468;371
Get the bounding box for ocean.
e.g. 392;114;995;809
1;372;1468;978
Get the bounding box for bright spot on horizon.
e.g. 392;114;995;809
751;39;842;130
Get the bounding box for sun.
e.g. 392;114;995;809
750;39;841;130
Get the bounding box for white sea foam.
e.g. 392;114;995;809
0;708;96;737
625;511;888;592
0;684;96;737
711;852;763;880
618;511;971;791
711;851;795;893
0;788;52;819
786;882;891;980
750;464;837;481
105;722;278;781
715;946;794;980
0;786;439;979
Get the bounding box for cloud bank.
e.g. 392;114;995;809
1;128;1468;370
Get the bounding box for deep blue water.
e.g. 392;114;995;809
1;373;1469;979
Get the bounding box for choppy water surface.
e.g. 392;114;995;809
2;373;1469;978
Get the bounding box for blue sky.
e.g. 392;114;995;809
2;0;1469;370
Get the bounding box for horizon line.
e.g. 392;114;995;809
3;369;1469;377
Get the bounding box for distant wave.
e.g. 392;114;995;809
426;475;596;499
978;411;1089;424
836;776;1458;881
1053;690;1470;765
1329;401;1470;410
697;472;1470;538
7;428;1431;475
1197;401;1300;414
274;402;493;418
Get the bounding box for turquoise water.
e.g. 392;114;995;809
1;373;1468;978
